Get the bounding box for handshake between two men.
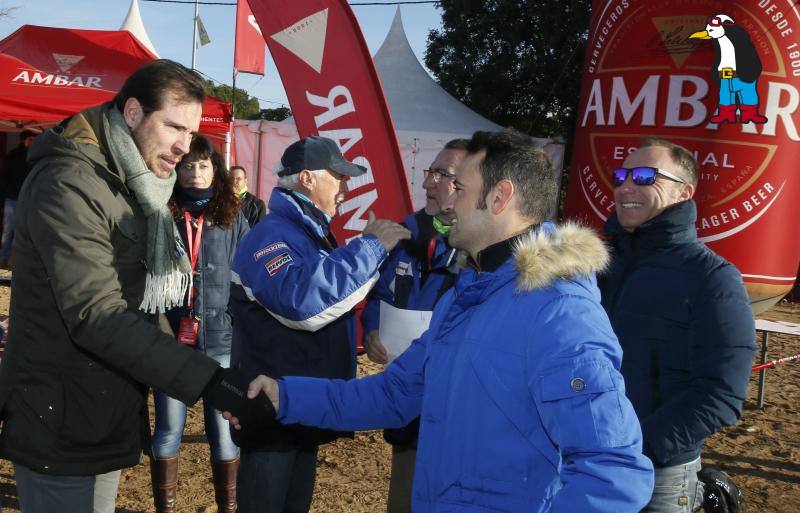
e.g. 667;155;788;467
204;213;412;432
202;368;278;431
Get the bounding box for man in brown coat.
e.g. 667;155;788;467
0;59;270;513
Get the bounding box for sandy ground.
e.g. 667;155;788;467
0;271;797;512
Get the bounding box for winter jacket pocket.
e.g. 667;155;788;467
438;476;529;513
538;358;627;449
2;376;64;457
60;366;139;446
12;378;64;435
466;345;559;470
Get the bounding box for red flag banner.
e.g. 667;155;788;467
247;0;414;240
564;0;800;310
234;0;266;75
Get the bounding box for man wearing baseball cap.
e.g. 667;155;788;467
228;136;411;513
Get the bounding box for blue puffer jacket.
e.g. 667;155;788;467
229;188;387;449
362;209;459;448
362;209;459;335
599;200;755;467
277;223;654;513
166;211;249;358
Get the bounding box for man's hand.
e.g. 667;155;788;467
222;375;280;430
364;330;388;364
363;211;411;252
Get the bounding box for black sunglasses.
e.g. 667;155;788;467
612;166;686;187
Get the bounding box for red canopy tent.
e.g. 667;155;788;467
0;25;231;139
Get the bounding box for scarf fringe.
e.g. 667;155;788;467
139;271;191;314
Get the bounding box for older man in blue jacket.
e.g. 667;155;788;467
599;138;755;513
229;136;411;513
229;130;655;513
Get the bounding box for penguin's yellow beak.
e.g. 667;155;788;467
689;30;711;40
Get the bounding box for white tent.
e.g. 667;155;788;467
235;8;565;211
120;0;159;57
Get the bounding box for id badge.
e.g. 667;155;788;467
177;316;199;346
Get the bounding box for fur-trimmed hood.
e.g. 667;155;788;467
513;222;609;292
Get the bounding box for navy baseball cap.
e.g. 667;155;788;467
279;136;367;178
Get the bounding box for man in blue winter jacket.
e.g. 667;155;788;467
361;138;467;513
599;138;756;513
227;129;654;513
228;136;411;513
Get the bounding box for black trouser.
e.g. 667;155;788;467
237;447;318;513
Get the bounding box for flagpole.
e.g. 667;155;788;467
191;0;199;69
226;69;236;169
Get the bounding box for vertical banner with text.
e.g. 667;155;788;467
235;0;266;75
247;0;414;240
564;0;800;310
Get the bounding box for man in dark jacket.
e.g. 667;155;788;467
599;138;756;513
0;129;36;268
360;138;467;513
229;136;410;513
231;165;266;227
0;59;271;513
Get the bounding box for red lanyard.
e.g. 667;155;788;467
184;212;205;311
427;236;437;271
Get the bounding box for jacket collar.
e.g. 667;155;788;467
402;209;458;272
513;221;609;292
605;200;697;250
268;188;335;246
456;221;610;300
27;103;124;183
470;228;532;273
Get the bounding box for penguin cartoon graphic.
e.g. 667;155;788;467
690;14;768;124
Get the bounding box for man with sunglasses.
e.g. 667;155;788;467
599;138;755;513
360;138;468;513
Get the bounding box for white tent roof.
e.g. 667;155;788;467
373;8;502;134
120;0;159;57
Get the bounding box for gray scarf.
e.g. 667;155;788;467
106;107;191;313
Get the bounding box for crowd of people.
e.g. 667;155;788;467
0;58;755;513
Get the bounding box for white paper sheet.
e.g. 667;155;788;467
379;301;433;362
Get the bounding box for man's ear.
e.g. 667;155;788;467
123;98;144;130
297;170;315;190
489;179;515;215
679;182;696;201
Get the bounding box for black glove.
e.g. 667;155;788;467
202;367;277;430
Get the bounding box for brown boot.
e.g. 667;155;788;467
211;456;240;513
150;455;179;513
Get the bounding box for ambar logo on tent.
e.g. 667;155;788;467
270;9;329;73
52;53;85;73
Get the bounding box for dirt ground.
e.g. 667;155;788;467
0;271;797;512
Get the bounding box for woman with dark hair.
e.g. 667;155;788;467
150;135;249;513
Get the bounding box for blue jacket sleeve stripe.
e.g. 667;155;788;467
232;269;380;332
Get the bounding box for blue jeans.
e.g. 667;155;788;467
719;77;759;106
0;199;16;260
14;464;120;513
237;448;318;513
152;353;239;461
641;457;704;513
